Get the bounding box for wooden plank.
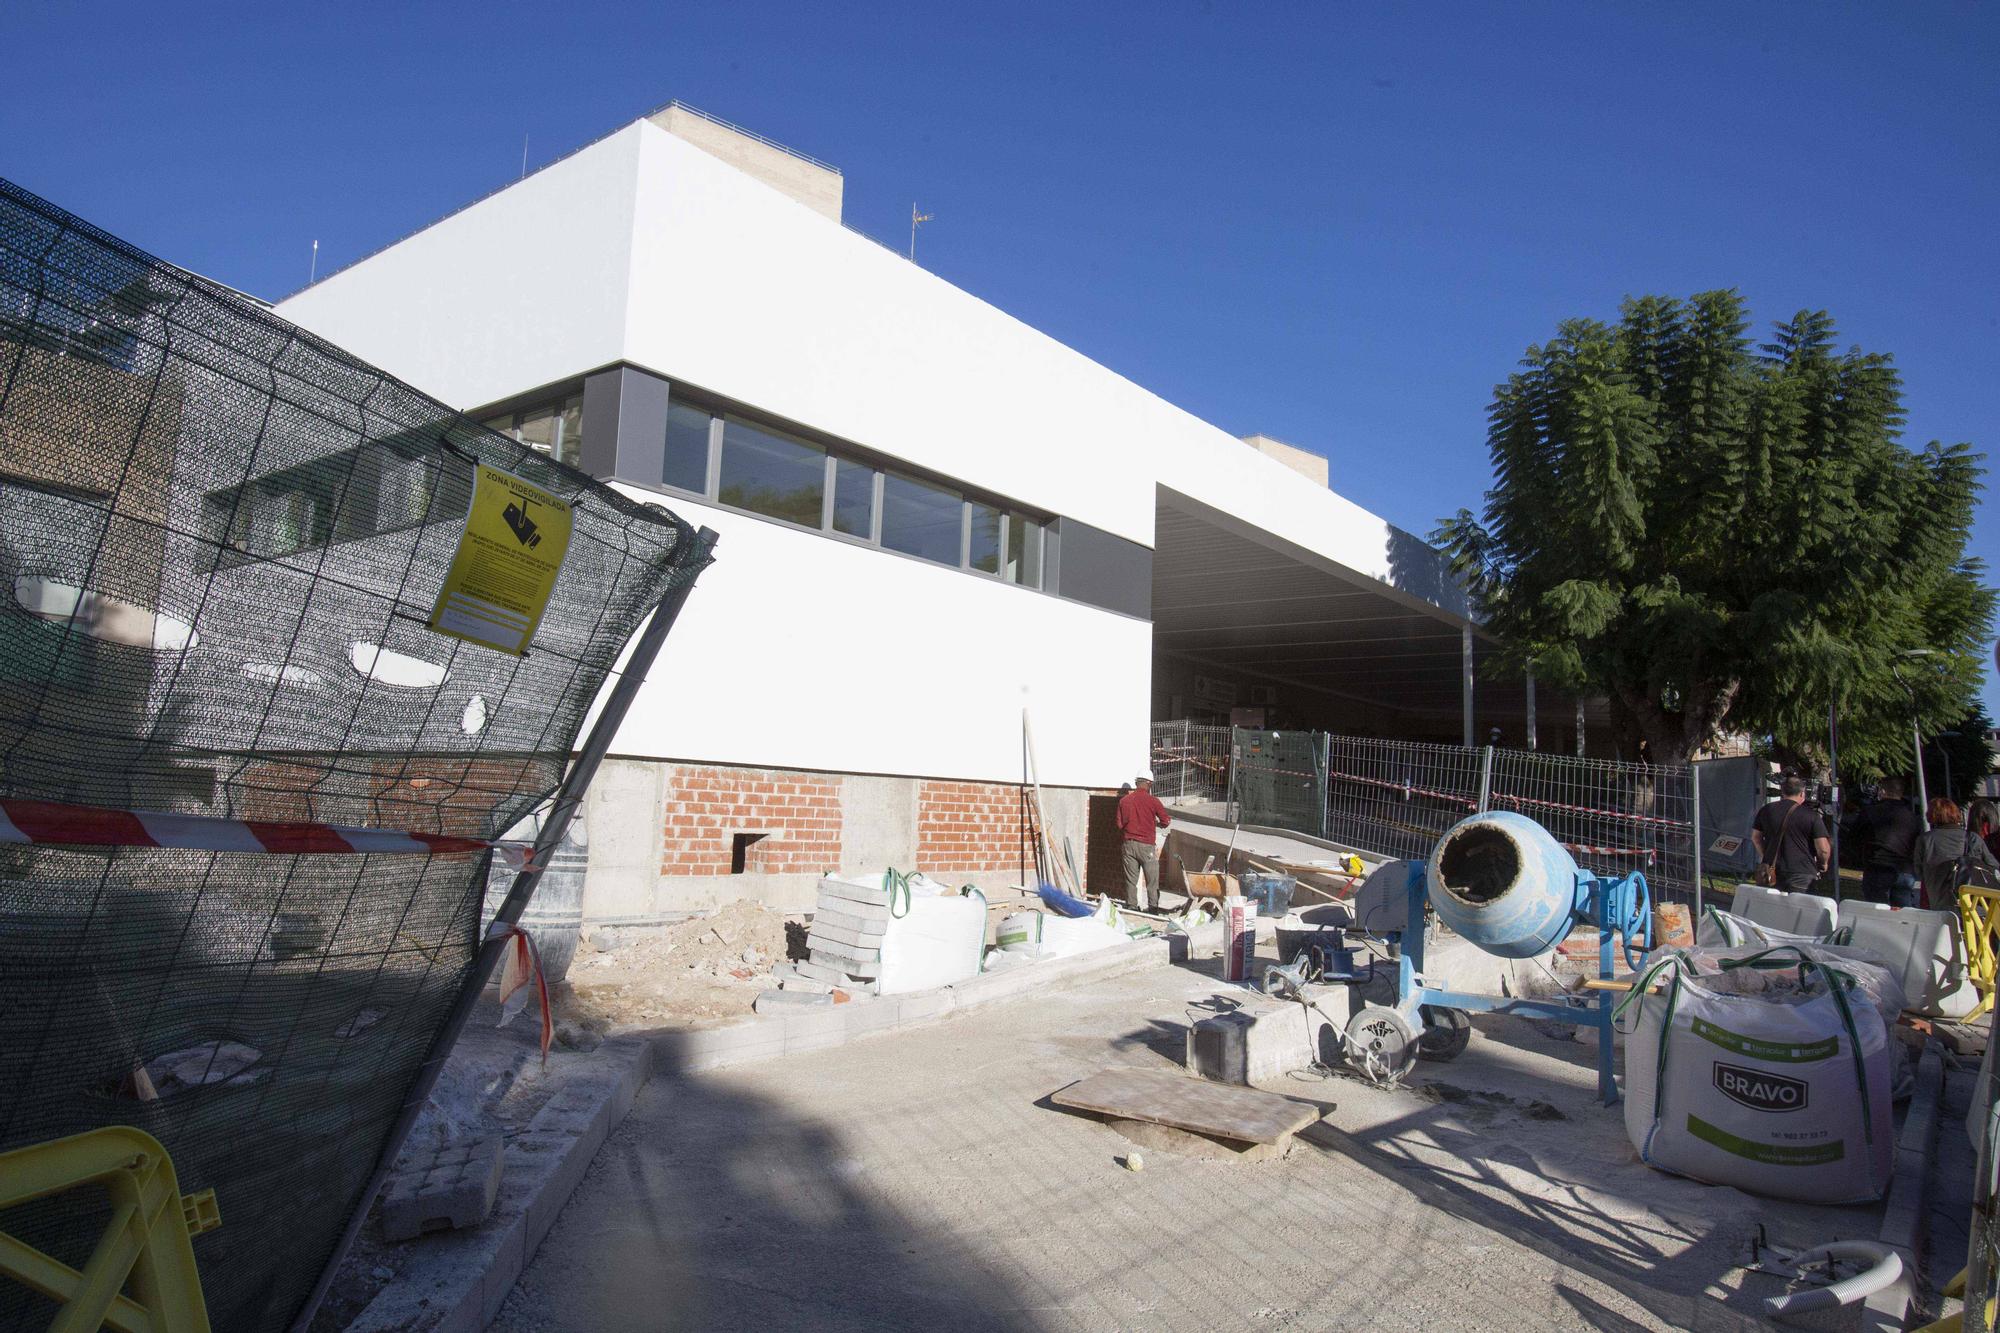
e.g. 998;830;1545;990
1050;1066;1319;1146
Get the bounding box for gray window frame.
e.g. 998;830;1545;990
653;392;1049;591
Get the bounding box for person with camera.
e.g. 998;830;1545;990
1751;773;1832;893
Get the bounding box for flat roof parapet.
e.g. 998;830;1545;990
647;101;844;222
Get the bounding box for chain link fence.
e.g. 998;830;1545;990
1185;721;1701;907
1147;720;1231;803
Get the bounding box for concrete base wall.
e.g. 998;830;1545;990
578;756;1095;924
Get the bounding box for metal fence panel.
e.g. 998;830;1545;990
1232;729;1328;838
1153;719;1698;907
1322;735;1486;863
1148;720;1230;804
1485;748;1696;906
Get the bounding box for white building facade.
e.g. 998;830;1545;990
275;105;1540;921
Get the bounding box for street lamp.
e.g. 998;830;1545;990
1892;650;1938;831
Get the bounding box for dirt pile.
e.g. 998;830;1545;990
555;899;804;1036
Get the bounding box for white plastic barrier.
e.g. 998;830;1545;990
877;879;988;995
1619;947;1894;1203
1730;884;1839;938
1835;899;1979;1020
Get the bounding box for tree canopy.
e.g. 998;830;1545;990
1435;290;1992;767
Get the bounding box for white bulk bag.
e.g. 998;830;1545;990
1696;907;1823;950
877;877;987;995
992;900;1128;961
1618;946;1893;1203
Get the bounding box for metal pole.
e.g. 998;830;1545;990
292;529;718;1333
1914;717;1931;833
1827;689;1840;900
1576;697;1586;757
1319;731;1331;840
1476;744;1494;813
1525;672;1537;751
1691;761;1704;922
1461;625;1475;749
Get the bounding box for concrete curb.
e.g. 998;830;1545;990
651;932;1188;1073
1863;1040;1946;1333
352;930;1188;1331
344;1036;654;1333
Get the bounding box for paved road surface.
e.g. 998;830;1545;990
488;954;1790;1331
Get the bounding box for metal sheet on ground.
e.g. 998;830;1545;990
1050;1066;1320;1145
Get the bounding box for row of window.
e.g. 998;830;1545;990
661;400;1046;587
482;394;584;468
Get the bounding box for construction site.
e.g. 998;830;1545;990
0;96;1994;1333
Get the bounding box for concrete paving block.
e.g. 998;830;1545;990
783;1009;851;1054
895;990;954;1023
843;997;904;1033
1187;991;1355;1085
380;1135;505;1242
479;1214;528;1328
954;965;1037;1008
755;987;835;1014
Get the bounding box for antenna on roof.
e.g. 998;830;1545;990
520;133;529;179
909;204;934;263
309;239;318;284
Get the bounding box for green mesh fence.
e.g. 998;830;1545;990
0;174;709;1331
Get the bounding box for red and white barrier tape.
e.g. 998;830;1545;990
492;922;553;1063
0;797;535;868
1490;789;1691;831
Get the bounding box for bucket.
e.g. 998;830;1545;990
1240;872;1295;919
484;815;588;985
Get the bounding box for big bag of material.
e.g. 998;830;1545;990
1617;946;1893;1203
993;899;1127;961
877;875;988;995
1696;906;1823;950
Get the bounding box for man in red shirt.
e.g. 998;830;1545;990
1116;771;1172;912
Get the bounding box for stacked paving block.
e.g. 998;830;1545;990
795;875;890;994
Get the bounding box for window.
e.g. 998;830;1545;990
662;402;712;493
880;473;962;566
1006;515;1044;588
630;385;1053;594
717;418;824;527
482;393;583;467
207;435;458;561
967;500;1003;575
830;458;875;538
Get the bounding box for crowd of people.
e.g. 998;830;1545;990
1754;772;2000;909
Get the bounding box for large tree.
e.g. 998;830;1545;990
1435;291;1992;766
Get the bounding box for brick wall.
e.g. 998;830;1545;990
659;765;843;876
916;779;1031;874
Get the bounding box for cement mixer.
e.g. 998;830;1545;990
1341;810;1652;1104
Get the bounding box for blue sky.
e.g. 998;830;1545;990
5;1;1996;701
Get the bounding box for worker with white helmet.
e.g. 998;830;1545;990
1117;770;1172;912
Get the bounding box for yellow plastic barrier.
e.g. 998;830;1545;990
1914;1265;1995;1332
0;1126;217;1333
1960;884;2000;1022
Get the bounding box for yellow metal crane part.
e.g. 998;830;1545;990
0;1125;217;1333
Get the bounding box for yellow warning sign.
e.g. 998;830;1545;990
428;463;574;656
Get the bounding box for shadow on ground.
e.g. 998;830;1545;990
490;1044;1042;1333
